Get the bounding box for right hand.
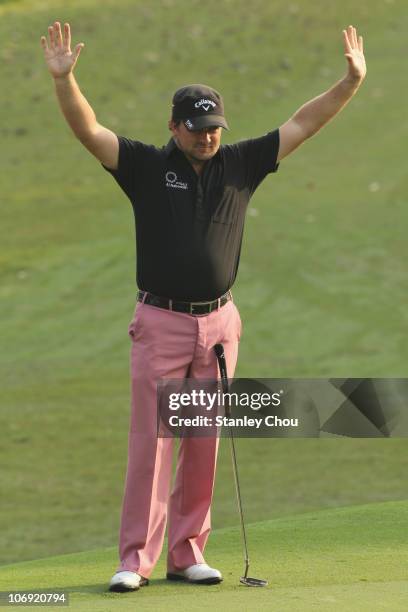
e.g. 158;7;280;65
41;22;84;78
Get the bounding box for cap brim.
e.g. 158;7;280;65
184;115;229;131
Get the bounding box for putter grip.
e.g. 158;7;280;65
214;343;228;381
214;343;231;417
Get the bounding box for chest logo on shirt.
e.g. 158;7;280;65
165;171;188;191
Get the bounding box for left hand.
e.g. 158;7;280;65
342;25;366;81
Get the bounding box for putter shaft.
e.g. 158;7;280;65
214;343;268;587
214;344;250;577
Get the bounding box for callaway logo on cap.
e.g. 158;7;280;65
171;84;229;131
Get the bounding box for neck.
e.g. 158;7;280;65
173;137;206;176
187;157;206;176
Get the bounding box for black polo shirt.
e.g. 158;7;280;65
102;129;280;301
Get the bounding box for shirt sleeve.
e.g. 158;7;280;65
101;135;150;201
230;128;280;195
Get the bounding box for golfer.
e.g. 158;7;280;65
41;22;366;592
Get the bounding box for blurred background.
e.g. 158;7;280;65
1;0;407;566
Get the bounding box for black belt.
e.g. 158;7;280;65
137;290;232;315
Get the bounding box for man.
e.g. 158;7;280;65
41;22;366;591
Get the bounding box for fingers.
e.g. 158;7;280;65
358;35;364;53
342;25;364;58
74;42;85;62
48;24;55;48
42;21;71;51
54;21;63;48
348;25;355;47
351;25;358;47
40;35;48;52
344;25;361;49
342;29;352;54
63;22;71;51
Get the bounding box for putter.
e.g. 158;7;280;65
214;344;268;587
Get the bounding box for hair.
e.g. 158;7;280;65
168;118;182;132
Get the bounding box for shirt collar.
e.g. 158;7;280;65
164;138;179;158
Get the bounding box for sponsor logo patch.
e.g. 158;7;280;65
194;98;217;112
165;171;188;190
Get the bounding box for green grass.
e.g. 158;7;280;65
1;0;408;576
1;501;408;611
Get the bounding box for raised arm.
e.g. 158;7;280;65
41;21;118;169
277;25;367;162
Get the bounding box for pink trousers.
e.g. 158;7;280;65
117;298;242;578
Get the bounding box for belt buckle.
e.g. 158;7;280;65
190;302;199;315
190;302;210;315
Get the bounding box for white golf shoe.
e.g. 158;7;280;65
166;563;222;584
108;570;149;592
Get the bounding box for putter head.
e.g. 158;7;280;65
240;576;268;587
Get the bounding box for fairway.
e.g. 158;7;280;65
1;501;407;611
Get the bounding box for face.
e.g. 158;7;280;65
169;121;222;164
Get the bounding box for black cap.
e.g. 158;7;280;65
171;84;229;131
